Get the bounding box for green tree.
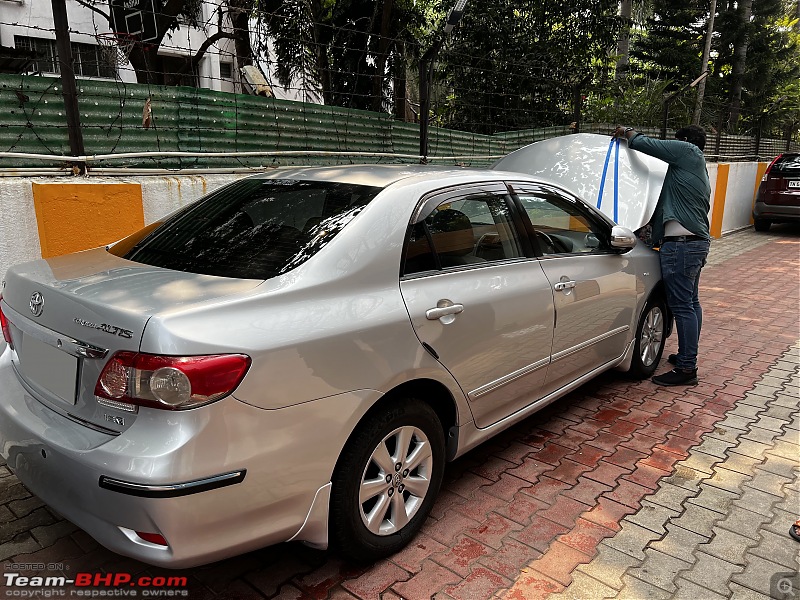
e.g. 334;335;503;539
436;0;621;134
256;0;428;115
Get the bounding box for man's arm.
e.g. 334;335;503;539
612;126;689;166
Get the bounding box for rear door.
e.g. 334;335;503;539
399;184;555;429
509;183;637;394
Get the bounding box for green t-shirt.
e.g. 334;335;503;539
628;134;711;244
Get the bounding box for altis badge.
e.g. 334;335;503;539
74;317;133;339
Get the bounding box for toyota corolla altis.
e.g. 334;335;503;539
0;165;668;567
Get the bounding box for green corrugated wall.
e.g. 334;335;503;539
0;74;570;170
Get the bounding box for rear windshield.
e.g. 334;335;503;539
109;178;383;279
773;154;800;175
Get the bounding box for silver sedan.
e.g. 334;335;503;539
0;165;667;567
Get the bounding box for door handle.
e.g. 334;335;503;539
553;280;576;291
426;300;464;321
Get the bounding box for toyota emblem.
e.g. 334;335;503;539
29;291;44;317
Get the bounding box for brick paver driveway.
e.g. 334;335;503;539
1;225;798;600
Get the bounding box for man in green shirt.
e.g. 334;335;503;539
614;124;712;386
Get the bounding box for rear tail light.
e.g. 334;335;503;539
95;352;251;410
0;294;13;349
762;153;783;181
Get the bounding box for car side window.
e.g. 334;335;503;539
516;191;609;256
402;193;523;276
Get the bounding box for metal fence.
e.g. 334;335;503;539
0;0;796;174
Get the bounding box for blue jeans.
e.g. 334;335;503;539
659;239;710;371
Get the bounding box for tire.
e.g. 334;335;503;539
330;398;445;563
754;219;771;232
627;295;667;379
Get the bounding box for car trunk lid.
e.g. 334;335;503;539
2;248;262;433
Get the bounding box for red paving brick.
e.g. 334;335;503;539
2;232;798;600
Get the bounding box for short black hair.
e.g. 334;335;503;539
675;125;706;151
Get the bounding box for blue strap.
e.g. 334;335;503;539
597;138;614;209
613;137;619;222
597;138;620;223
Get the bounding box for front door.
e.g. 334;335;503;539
512;184;637;394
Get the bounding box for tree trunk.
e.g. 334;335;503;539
692;0;716;125
393;42;409;121
371;0;394;112
727;0;752;132
615;0;632;80
230;3;254;69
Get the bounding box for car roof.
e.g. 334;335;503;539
250;164;501;188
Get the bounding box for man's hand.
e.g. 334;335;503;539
613;125;636;141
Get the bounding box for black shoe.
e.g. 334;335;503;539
652;368;698;386
667;354;678;365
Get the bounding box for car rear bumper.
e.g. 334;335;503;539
753;202;800;222
0;345;373;567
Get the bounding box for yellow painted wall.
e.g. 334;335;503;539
32;183;144;258
750;162;768;224
710;164;730;239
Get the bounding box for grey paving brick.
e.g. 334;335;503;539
764;405;796;422
603;521;663;561
681;550;745;591
670;503;723;538
775;489;800;514
719;452;766;477
748;529;800;570
0;532;40;561
749;384;784;400
756;452;800;478
674;577;729;600
716;414;758;432
773;392;800;409
549;571;617;600
624;500;679;535
701;526;757;566
707;424;744;445
716;506;772;541
729;439;773;460
692;436;736;459
758;375;788;389
627;548;692;593
678;452;723;476
729;582;773;600
729;403;764;419
763;507;800;537
649;523;708;564
647;481;699;512
751;415;792;433
742;425;783;445
705;466;751;494
30;520;79;549
7;496;45;519
686;483;739;515
576;543;642;591
732;486;782;517
742;469;792;498
617;574;671;600
730;554;797;597
0;507;56;545
776;427;800;444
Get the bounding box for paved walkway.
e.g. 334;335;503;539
0;225;798;600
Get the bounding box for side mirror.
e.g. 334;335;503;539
610;225;637;249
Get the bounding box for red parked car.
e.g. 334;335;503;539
753;153;800;231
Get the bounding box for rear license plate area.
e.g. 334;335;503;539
788;180;800;188
17;335;78;404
